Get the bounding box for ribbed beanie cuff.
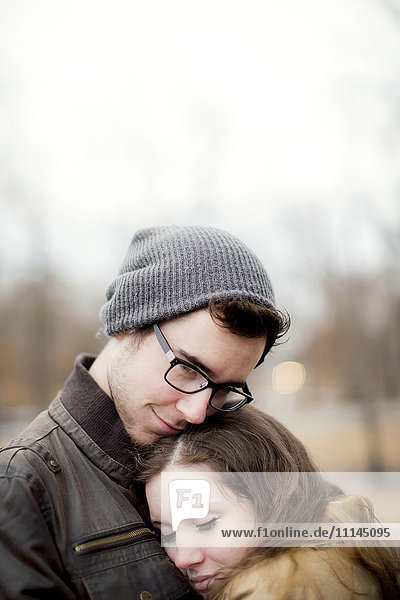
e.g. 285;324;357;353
100;225;275;335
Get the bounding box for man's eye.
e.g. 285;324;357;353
196;517;218;532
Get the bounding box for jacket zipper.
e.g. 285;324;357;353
73;527;153;553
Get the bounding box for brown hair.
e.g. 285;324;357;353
208;297;290;361
139;407;320;478
138;408;319;479
137;408;339;535
137;408;400;599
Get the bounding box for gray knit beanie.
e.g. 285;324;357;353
100;225;275;335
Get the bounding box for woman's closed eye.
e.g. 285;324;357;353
159;517;219;544
196;516;218;532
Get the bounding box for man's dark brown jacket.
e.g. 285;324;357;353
0;355;195;600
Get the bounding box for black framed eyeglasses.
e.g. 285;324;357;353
153;323;254;412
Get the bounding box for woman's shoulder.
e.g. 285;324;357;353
220;547;382;600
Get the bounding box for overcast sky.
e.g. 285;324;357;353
1;0;399;336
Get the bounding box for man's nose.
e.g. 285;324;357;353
173;544;205;571
175;389;211;424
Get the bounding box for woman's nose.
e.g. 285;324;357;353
173;544;205;571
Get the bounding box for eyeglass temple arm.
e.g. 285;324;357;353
243;382;252;396
153;324;175;362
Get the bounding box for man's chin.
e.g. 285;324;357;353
125;427;160;447
119;411;185;445
126;424;181;447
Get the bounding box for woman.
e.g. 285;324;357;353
138;408;399;599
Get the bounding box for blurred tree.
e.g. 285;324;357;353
300;270;400;470
303;272;400;399
0;273;103;411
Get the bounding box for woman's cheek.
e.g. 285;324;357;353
165;545;178;562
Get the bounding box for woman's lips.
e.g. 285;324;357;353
152;410;183;434
189;575;216;592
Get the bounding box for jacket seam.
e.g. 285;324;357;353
1;447;23;475
29;420;59;443
3;440;61;474
6;420;59;445
0;421;58;456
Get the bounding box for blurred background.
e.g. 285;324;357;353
0;0;399;473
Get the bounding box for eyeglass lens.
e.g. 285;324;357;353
165;363;246;410
166;363;209;392
209;388;247;410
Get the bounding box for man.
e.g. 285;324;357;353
0;226;288;599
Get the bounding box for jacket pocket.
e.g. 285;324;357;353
72;523;154;555
80;553;193;600
72;524;194;599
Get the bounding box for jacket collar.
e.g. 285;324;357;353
49;354;138;487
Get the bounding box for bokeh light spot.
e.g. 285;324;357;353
272;361;306;395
